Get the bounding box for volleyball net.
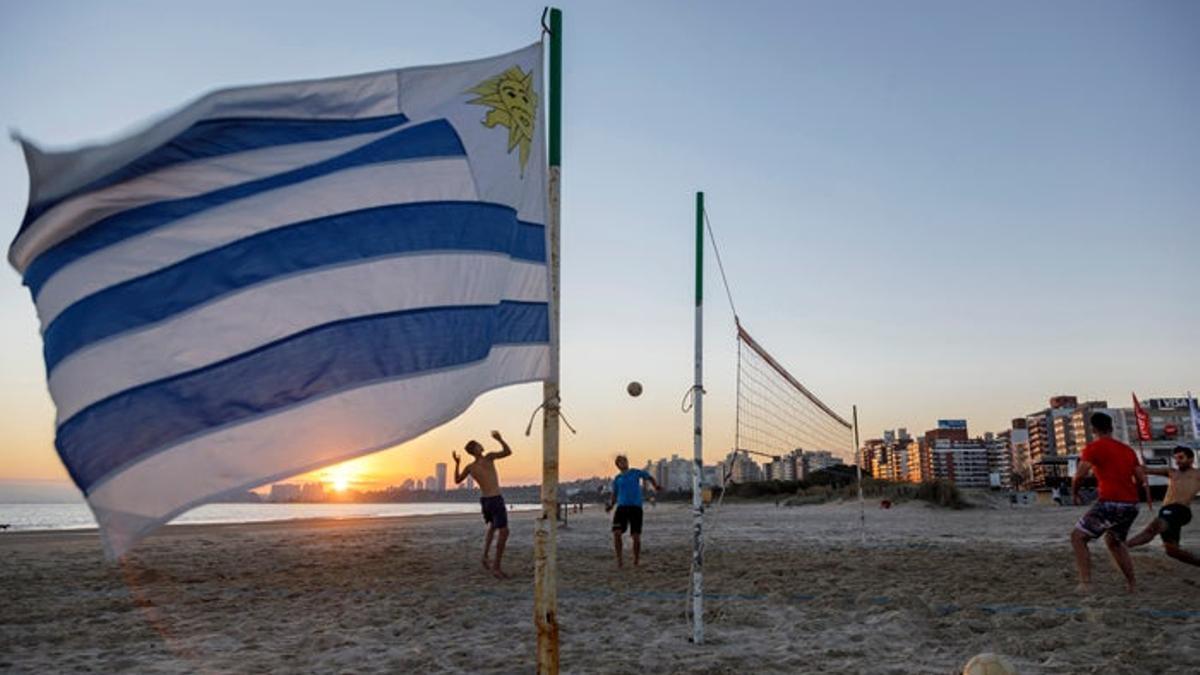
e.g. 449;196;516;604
732;321;854;482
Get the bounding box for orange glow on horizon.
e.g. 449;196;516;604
315;458;370;493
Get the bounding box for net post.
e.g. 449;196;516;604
535;8;562;674
853;404;864;544
691;190;705;645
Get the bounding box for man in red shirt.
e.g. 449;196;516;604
1070;411;1152;593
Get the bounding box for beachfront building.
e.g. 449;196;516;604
300;482;325;502
1067;398;1198;455
776;450;801;481
1068;406;1134;450
1025;395;1081;488
723;450;763;484
672;463;716;488
1139;397;1200;444
996;428;1024;489
762;459;779;481
268;483;302;502
869;429;916;482
860;439;882;477
906;439;929;483
887;450;909;482
801;450;843;477
765;452;800;481
435;463;447;492
424;476;437;491
1060;397;1200;489
1134;397;1200;477
915;421;972;483
647;460;663;487
926;431;1011;489
984;432;1013;488
864;427;907;480
996;430;1015;486
1051;400;1108;457
1006;419;1031;489
648;454;695;492
930;440;990;488
925;420;968;446
765;457;783;481
870;449;892;481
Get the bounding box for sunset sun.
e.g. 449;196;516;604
324;463;361;493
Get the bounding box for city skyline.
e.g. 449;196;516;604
2;2;1197;491
860;393;1199;491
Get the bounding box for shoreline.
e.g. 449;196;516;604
0;503;549;543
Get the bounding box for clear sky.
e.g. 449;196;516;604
1;1;1197;494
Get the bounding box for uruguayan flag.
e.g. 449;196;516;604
8;43;549;558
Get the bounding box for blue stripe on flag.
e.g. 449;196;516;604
23;119;465;294
20;114;411;234
59;301;549;493
43;201;545;371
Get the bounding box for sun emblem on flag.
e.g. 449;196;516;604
467;66;537;175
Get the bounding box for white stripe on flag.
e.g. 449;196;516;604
49;254;548;424
19;70;401;210
87;343;549;558
34;156;477;325
16;123;418;275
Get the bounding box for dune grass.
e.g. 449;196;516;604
721;475;971;510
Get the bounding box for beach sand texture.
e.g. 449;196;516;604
2;500;1198;674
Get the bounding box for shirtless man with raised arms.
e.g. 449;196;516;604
454;430;513;579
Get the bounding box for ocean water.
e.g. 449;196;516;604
0;502;539;532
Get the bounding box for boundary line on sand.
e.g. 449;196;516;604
476;588;1200;619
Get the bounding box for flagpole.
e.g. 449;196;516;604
1132;393;1153;511
534;7;562;674
1188;391;1200;448
691;190;705;645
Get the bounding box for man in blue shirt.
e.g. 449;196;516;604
605;455;662;567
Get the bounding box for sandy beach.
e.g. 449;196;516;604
2;498;1198;674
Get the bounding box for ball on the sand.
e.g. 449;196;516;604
626;381;642;397
962;653;1016;675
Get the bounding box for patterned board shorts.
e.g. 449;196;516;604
1076;501;1139;541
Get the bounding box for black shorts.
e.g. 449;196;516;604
480;495;508;529
612;505;643;535
1158;504;1192;544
